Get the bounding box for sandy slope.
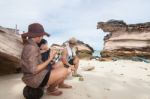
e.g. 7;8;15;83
0;60;150;99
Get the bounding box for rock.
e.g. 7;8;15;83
79;77;84;81
0;26;23;75
97;20;150;59
82;66;95;71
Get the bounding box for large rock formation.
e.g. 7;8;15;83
97;20;150;59
63;40;94;59
75;40;94;58
0;26;23;75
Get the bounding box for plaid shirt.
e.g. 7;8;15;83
21;39;48;88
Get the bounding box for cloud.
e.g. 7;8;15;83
0;0;150;50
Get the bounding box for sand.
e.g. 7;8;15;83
0;60;150;99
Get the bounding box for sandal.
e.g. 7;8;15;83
58;83;72;89
47;89;63;96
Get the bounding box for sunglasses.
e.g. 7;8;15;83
69;43;76;45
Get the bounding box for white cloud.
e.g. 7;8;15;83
0;0;150;50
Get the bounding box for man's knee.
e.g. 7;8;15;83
53;61;64;69
74;57;79;64
55;68;68;79
61;68;70;77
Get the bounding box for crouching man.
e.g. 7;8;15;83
21;23;71;96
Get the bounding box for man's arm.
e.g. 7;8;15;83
36;49;57;74
61;48;75;70
25;45;55;74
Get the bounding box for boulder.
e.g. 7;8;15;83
0;26;23;75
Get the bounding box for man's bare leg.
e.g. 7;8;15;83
50;62;72;89
72;57;82;77
58;80;72;88
47;66;71;95
73;57;79;74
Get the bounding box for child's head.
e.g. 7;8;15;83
38;39;48;50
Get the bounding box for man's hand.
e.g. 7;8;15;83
67;67;72;74
70;65;75;71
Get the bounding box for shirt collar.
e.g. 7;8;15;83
27;39;39;47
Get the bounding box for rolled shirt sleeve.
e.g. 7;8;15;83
22;45;39;74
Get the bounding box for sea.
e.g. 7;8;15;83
92;50;101;57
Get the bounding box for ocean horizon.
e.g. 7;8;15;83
92;50;101;57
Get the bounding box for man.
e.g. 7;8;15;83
21;23;71;96
62;37;81;77
38;38;73;88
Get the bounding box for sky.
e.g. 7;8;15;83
0;0;150;50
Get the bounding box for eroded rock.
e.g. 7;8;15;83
97;20;150;59
0;26;23;75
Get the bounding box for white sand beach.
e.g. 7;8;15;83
0;60;150;99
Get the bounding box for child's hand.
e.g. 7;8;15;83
49;49;57;60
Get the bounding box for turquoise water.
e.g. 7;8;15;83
92;50;101;57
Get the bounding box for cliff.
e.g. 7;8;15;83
97;20;150;59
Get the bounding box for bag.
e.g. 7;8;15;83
68;59;74;65
23;86;44;99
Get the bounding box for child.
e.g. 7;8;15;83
38;39;62;70
38;39;52;70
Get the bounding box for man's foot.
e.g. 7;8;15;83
58;83;72;89
72;73;82;77
47;89;63;96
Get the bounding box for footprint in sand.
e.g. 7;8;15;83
122;65;125;67
146;75;150;77
139;78;143;81
110;70;114;72
123;81;126;84
86;94;91;98
104;88;111;91
120;73;124;76
139;67;148;70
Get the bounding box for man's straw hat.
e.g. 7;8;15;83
69;37;77;44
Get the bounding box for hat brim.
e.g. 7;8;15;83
22;32;50;38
